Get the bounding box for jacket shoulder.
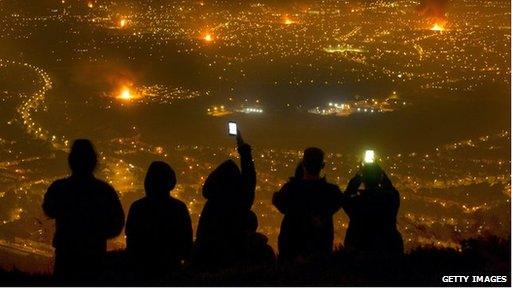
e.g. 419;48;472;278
170;198;189;212
46;177;70;193
93;178;117;193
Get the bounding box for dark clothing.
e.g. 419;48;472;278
126;196;192;277
273;178;343;262
343;176;404;255
240;231;276;266
43;175;125;279
193;144;257;270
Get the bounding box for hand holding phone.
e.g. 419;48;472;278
228;121;245;147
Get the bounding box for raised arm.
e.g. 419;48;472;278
344;173;362;197
272;182;292;214
343;173;362;217
237;131;256;209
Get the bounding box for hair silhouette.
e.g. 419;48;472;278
302;147;325;176
126;161;192;279
43;139;124;281
201;159;242;203
68;139;97;176
144;161;176;197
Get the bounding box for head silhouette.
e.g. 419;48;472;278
361;164;383;189
302;147;325;177
144;161;176;198
68;139;97;176
202;159;241;200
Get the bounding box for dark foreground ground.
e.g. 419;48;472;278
0;236;510;287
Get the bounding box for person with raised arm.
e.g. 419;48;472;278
343;163;404;256
193;129;265;270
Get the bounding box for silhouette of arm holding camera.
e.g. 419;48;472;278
237;130;256;210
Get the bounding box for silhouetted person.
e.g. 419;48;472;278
42;139;124;281
193;131;257;270
343;164;404;255
125;161;192;279
273;148;343;263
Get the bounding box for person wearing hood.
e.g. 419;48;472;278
343;163;404;256
192;130;257;270
43;139;125;281
125;161;193;279
273;148;344;263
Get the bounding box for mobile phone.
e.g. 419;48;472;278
363;150;375;164
228;121;237;136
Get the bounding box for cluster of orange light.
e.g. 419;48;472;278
119;18;128;28
430;19;447;32
116;85;139;101
203;33;213;42
430;23;445;31
198;30;215;43
282;15;296;25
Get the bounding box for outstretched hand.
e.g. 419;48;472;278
236;129;245;147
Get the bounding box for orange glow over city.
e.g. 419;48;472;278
282;15;296;25
116;85;138;101
430;22;445;32
119;18;127;28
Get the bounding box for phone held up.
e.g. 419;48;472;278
228;121;237;136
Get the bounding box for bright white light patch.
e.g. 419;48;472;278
364;150;375;164
228;122;237;136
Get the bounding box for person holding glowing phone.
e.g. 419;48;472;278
193;122;264;270
342;150;404;256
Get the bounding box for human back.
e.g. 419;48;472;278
45;176;124;250
126;161;193;277
42;139;124;280
273;148;344;262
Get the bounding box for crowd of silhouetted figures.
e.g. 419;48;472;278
36;137;509;285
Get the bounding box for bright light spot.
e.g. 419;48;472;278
430;23;445;31
203;33;213;42
119;19;127;28
87;2;93;8
119;88;132;100
283;16;296;25
117;86;138;101
364;150;375;164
